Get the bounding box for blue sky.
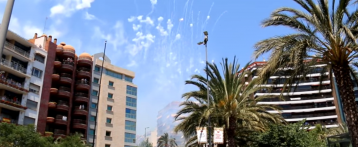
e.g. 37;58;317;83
0;0;302;136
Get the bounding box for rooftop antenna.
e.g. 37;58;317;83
42;17;48;35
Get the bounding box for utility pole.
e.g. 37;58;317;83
92;41;107;147
0;0;15;62
197;31;211;147
145;127;149;147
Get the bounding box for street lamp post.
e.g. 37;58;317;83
0;0;15;62
197;31;211;147
145;127;149;146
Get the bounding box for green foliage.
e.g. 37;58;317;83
175;57;285;146
157;133;177;147
54;133;89;147
0;123;89;147
0;123;53;147
138;139;153;147
253;121;326;147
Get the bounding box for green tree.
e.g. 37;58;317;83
253;0;358;146
138;139;153;147
254;121;325;147
174;57;285;147
54;133;89;147
157;133;177;147
0;123;53;147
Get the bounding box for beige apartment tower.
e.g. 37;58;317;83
87;53;137;147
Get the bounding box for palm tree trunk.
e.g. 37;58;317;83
227;116;237;147
332;64;358;147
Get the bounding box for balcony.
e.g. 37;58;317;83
61;61;74;72
55;115;67;126
48;102;57;109
54;61;62;68
74;93;89;103
56;46;63;55
52;73;60;81
58;87;71;98
3;41;31;61
63;50;75;58
73;106;88;116
78;57;92;66
47;117;55;123
56;102;69;112
60;73;72;85
72;119;87;130
77;68;91;79
0;59;29;78
50;88;58;95
0;96;26;111
76;80;90;91
0;78;28;94
0;115;17;124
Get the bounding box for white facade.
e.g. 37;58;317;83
0;30;47;127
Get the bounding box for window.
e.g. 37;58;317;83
90;116;96;121
26;100;38;111
94;66;101;72
93;78;99;84
23;116;35;125
105;145;111;147
29;83;40;94
125;76;133;83
106;131;111;136
108;81;114;86
126;85;137;96
106;118;112;124
125;133;136;143
88;129;95;135
107;105;113;111
32;68;43;78
91;90;98;96
125;108;136;119
108;93;113;99
125;120;136;131
91;103;97;109
105;70;123;79
34;53;45;63
126;97;137;107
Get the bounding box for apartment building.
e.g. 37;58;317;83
88;53;137;147
157;101;185;147
29;33;93;139
0;30;47;126
245;61;341;128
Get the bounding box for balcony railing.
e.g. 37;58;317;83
73;119;86;124
283;111;336;119
77;67;90;72
59;86;71;92
75;92;88;97
61;73;72;78
62;60;74;66
78;57;92;61
257;86;331;93
74;106;86;110
0;77;28;92
54;129;66;135
0;59;27;74
76;80;89;85
0;96;26;110
4;41;30;58
0;114;17;124
260;94;334;102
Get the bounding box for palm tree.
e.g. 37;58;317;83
157;133;177;147
174;57;284;147
253;0;358;146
